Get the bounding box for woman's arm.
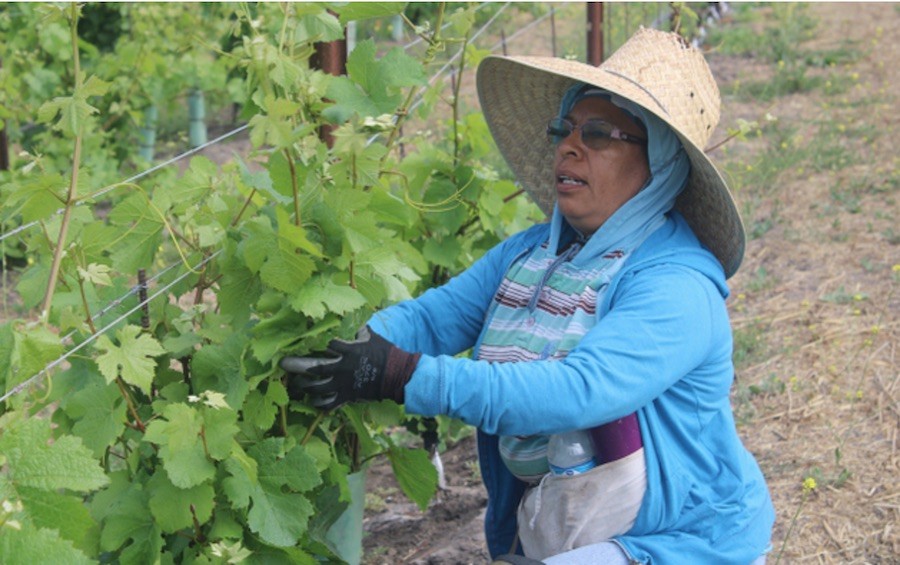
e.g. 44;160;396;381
404;264;728;436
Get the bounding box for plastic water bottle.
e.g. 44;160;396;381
547;429;598;476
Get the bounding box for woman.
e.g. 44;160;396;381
282;28;774;564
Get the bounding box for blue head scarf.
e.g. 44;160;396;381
551;82;691;258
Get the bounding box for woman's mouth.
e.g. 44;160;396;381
557;174;587;192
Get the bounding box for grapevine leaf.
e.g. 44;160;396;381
250;307;309;364
146;472;215;534
94;325;165;395
0;418;109;492
245;439;320;546
218;256;261;326
243;389;278;431
1;323;63;395
64;379;127;458
161;331;202;358
245;480;314;547
387;445;438;511
107;194;164;274
335;2;406;24
143;403;214;488
295;11;344;43
259;244;316;294
340;405;379;459
276;208;324;258
91;472;162;561
16;486;100;555
0;517;92;565
248;95;301;148
422;237;464;269
365;400;405;428
289;275;366;319
200;404;239;461
77;262;112;286
222;450;257;510
324;76;379;122
191;332;251;410
0;173;67;223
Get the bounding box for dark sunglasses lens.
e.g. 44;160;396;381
547;119;571;145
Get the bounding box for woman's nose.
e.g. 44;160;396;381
556;129;584;157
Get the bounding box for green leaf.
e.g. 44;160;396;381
335;3;406;24
16;486;99;555
146;472;215;533
94;325;165;395
0;517;92;565
248;95;301;148
244;439;322;546
77;262;112;286
143;403;214;488
0;173;67;223
199;403;239;461
91;472;162;561
289;275;367;319
295;11;345;43
0;418;109;492
1;323;63;395
259;243;316;294
107;194;165;273
191;332;251;410
250;306;309;364
64;378;127;458
387;445;437;511
422;237;463;269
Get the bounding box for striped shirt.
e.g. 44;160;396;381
477;239;631;482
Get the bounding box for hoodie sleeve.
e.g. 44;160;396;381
368;224;547;357
404;263;731;436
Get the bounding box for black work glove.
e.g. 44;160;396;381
279;326;421;410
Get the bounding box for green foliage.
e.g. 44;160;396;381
0;2;536;562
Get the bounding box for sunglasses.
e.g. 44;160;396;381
546;117;647;149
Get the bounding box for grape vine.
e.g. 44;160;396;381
0;3;540;563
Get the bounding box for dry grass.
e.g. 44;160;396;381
712;3;899;562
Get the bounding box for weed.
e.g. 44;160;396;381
733;320;769;369
746;266;779;292
882;228;900;245
775;477;818;564
804;41;862;68
748;373;786;397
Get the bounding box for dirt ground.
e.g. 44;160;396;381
355;4;899;564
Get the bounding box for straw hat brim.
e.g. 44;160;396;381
476;55;745;279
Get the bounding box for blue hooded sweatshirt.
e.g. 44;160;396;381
368;85;774;562
368;209;774;563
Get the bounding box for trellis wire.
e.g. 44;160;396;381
0;4;495;247
57;260;182;346
4;6;513;404
5;3;555;404
0;251;220;405
0;124;249;244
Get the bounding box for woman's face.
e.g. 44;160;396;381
553;97;651;235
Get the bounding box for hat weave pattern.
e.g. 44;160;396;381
476;27;745;278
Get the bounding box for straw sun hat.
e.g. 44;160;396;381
476;27;745;278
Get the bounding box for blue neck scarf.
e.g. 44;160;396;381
549;83;690;263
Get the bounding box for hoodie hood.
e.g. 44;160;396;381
548;83;692;271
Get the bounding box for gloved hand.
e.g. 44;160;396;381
279;326;421;410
